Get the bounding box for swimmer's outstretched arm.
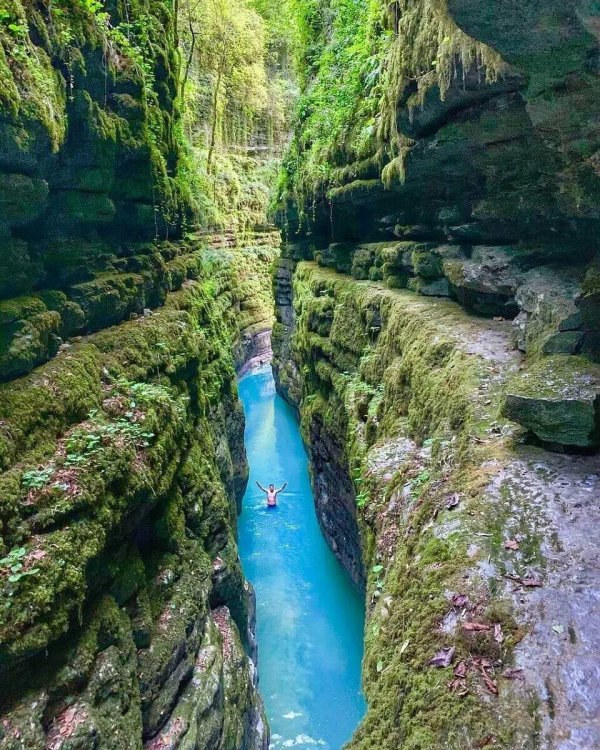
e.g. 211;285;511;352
276;482;288;495
256;481;268;493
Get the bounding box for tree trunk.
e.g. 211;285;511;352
207;55;225;172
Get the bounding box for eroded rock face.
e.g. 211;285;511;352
0;0;193;383
278;1;600;365
273;258;600;749
503;355;600;448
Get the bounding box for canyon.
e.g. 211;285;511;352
1;1;600;749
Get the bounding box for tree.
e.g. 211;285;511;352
176;0;297;229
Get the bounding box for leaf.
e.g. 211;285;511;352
452;594;469;608
376;660;383;673
521;577;543;588
399;639;410;655
445;493;460;510
504;574;543;588
448;677;468;696
462;622;490;632
552;624;564;635
501;668;524;680
481;671;498;695
372;564;384;574
454;661;467;678
504;539;519;551
428;646;455;668
475;736;496;748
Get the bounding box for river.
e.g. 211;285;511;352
237;365;366;750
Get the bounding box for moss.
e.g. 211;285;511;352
282;261;542;749
412;249;443;279
502;355;600;448
582;261;600;296
0;238;274;691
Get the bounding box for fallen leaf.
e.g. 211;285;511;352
475;736;496;748
552;624;564;635
522;577;543;588
376;660;383;673
503;574;543;588
445;493;460;510
452;593;470;608
454;661;467;678
494;624;504;644
428;646;455;668
504;539;519;551
501;668;524;680
399;639;410;655
448;677;469;696
481;671;498;695
463;622;491;632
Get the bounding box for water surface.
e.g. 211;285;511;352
238;366;366;750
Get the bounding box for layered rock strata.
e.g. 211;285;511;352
0;236;278;750
273;256;600;749
0;0;191;382
277;0;600;449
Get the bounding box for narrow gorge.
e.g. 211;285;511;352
1;1;599;750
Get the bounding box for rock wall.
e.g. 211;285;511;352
0;0;192;382
0;2;282;745
0;235;279;750
273;255;600;749
277;1;600;445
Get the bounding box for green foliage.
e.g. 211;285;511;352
0;0;66;147
276;0;508;215
277;0;388;213
21;468;54;490
0;547;39;586
178;0;298;229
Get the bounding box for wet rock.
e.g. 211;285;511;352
409;276;451;298
443;247;523;317
309;413;366;589
542;331;584;355
513;266;584;354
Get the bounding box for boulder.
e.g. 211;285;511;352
502;355;600;449
443;246;523;317
513;265;584;354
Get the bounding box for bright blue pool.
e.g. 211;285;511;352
237;366;366;750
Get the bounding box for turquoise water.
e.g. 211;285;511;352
238;366;366;750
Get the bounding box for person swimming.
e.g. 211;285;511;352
256;481;288;507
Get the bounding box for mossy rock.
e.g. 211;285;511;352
412;249;443;279
0;173;48;229
0;309;62;381
0;237;44;299
502;355;600;448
